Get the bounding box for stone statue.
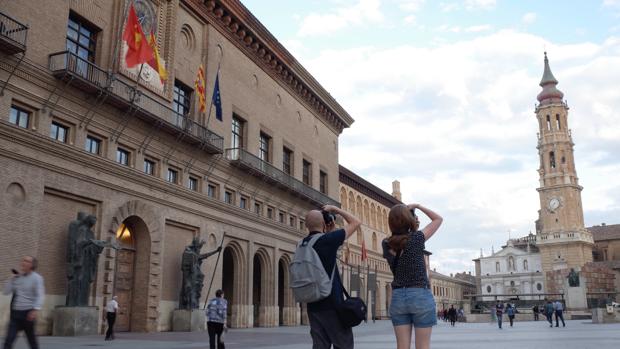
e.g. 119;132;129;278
179;237;221;309
567;268;580;287
66;212;117;307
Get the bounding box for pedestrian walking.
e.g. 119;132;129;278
206;289;228;349
104;296;119;341
495;301;504;329
383;203;443;349
2;256;45;349
532;305;539;321
443;308;448;322
553;300;566;327
544;300;554;327
448;305;457;327
296;205;361;349
506;304;515;327
458;307;465;322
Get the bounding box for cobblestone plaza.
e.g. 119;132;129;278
4;320;620;349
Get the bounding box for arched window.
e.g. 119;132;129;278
340;188;348;210
495;262;500;272
356;196;362;220
348;192;355;213
546;115;551;130
549;151;556;169
363;200;370;225
356;230;362;244
556;114;561;130
370;204;377;228
372;232;377;251
523;259;529;271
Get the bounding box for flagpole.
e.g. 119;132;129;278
205;60;222;129
131;63;145;102
203;233;226;310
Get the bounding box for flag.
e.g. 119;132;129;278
122;3;153;68
361;238;368;262
212;72;223;121
194;64;206;113
147;31;167;83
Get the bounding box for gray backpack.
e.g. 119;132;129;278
289;234;335;303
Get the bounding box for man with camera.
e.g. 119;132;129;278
3;256;45;349
300;205;361;349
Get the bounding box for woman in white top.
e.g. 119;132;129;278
105;296;119;341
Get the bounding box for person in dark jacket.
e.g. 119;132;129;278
447;305;457;327
532;305;539;321
544;300;555;327
506;304;516;327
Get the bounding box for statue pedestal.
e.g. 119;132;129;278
566;286;588;311
52;306;99;336
172;309;207;332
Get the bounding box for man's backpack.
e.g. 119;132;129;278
289;234;335;303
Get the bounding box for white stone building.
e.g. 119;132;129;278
474;235;546;301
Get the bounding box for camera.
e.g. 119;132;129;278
322;210;336;225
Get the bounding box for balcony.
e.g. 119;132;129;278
226;148;339;207
0;12;28;54
48;51;224;154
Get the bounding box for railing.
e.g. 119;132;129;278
226;148;339;207
48;51;224;153
0;12;28;51
468;293;565;313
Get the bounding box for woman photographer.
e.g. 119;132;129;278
382;204;443;349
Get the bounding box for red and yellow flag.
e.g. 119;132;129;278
147;31;168;83
195;64;207;113
122;3;154;68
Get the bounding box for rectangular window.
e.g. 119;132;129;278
144;159;155;175
173;81;192;116
259;132;271;162
231;115;244;149
279;212;285;224
550;151;556;169
224;190;233;205
66;14;97;63
207;183;218;198
240;196;247;209
9;106;30;129
267;207;274;219
116;148;130;166
319;171;328;194
50;122;69;143
300;220;305;231
254;202;262;215
302;160;312;185
283;147;293;175
188;177;198;191
85;135;101;155
167;168;178;184
289;215;296;228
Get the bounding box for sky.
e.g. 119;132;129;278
241;0;620;275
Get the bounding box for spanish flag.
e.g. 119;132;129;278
195;64;207;113
122;3;154;68
147;31;168;83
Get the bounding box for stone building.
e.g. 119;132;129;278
338;165;400;319
430;270;476;311
0;0;353;334
473;235;546;301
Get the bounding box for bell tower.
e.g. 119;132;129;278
534;53;593;272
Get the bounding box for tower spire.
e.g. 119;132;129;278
537;52;564;104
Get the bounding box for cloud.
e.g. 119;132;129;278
522;12;537;24
398;0;426;12
297;0;384;37
464;0;496;10
603;0;620;6
291;30;620;275
465;24;493;32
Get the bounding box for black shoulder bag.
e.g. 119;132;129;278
337;285;367;328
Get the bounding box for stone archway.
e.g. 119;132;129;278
107;200;163;332
252;248;275;327
222;241;248;328
113;216;151;332
278;254;296;326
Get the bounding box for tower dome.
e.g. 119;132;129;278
537;52;564;105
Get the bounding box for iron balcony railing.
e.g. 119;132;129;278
48;51;224;154
226;148;339;207
0;12;28;54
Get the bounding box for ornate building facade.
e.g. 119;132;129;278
430;270;476;311
0;0;353;334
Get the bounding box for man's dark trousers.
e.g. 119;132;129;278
546;312;553;326
207;321;225;349
497;314;502;329
105;312;116;340
3;310;38;349
555;310;566;327
308;309;353;349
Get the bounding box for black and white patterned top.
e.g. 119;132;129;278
382;230;429;289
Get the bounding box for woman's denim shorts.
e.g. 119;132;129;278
389;287;437;327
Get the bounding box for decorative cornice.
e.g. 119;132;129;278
183;0;354;134
339;165;402;208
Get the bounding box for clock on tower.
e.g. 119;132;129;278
534;52;593;273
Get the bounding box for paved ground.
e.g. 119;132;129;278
3;319;620;348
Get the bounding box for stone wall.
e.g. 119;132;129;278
545;262;616;298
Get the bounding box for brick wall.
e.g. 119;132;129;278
545;262;616;296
